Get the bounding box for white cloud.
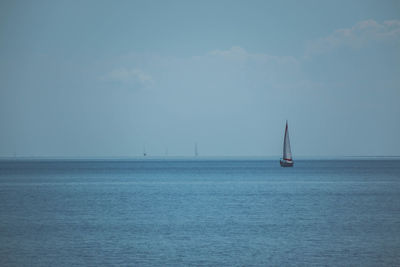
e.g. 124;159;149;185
198;46;303;90
306;19;400;56
208;46;299;66
103;68;154;88
208;46;248;60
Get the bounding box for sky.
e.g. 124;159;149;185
0;0;399;157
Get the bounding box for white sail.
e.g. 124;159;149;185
283;121;292;160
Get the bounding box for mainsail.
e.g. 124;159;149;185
283;121;292;160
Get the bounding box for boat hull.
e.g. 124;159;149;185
280;160;294;167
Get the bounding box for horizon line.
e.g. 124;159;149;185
1;155;400;161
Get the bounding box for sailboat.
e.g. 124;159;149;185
280;121;294;167
194;143;198;157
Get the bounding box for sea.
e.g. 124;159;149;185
0;159;399;266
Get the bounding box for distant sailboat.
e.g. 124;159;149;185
143;146;147;157
194;143;198;157
280;121;294;167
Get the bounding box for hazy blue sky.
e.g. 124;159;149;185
1;0;399;157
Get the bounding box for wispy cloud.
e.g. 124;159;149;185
103;68;154;89
208;46;299;66
306;19;400;56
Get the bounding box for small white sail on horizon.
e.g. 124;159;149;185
283;122;292;161
280;121;294;167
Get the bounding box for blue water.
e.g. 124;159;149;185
0;159;399;266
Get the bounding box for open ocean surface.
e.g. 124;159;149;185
0;159;400;266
